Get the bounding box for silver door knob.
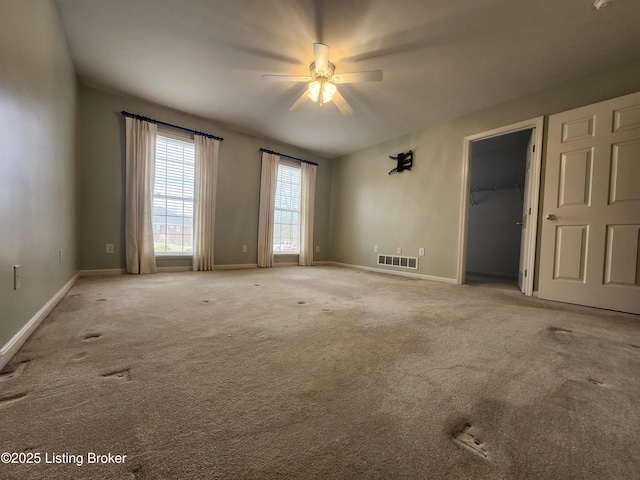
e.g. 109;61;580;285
545;214;556;221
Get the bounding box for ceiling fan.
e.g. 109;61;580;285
261;43;383;116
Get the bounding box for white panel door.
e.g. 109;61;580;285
518;129;534;293
538;91;640;314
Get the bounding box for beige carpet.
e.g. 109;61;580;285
1;266;639;479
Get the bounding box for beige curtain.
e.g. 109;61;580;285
299;162;317;266
193;135;220;271
125;117;157;274
257;152;279;267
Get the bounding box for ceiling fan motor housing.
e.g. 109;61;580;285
310;61;335;79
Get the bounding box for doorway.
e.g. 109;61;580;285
457;117;544;296
466;130;531;288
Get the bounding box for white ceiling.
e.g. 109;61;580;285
55;0;640;158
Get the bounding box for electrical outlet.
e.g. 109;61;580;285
13;265;21;290
419;248;425;256
315;246;320;253
106;244;114;254
374;245;378;253
59;249;63;264
242;245;248;253
397;247;402;254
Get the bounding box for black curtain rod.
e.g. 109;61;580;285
259;148;318;166
121;111;224;141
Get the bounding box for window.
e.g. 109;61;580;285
273;162;301;254
153;132;195;255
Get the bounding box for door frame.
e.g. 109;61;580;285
457;116;544;296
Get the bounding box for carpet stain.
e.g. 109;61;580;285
129;466;142;479
547;326;573;333
83;333;102;341
631;344;640;349
0;392;28;406
71;352;87;361
588;377;604;386
202;300;210;303
454;424;488;458
102;368;132;381
0;361;29;380
298;301;306;305
322;308;331;312
97;298;107;302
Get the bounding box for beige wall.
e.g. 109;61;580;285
0;1;78;349
331;57;640;282
78;86;333;270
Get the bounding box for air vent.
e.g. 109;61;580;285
377;254;418;269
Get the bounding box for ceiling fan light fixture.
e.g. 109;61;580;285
263;43;382;115
307;80;336;105
322;82;336;103
308;81;321;102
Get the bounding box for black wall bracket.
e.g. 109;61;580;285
389;150;413;175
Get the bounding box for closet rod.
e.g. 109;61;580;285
470;184;524;206
471;184;522;193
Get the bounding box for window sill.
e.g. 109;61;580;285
155;254;193;259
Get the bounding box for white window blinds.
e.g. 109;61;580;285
153;134;195;254
273;162;301;253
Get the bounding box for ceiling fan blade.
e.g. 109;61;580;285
331;70;383;84
313;43;329;76
289;90;309;112
262;74;311;82
332;90;353;116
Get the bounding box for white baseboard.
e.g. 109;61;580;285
157;266;192;273
81;264;263;275
215;263;258;270
161;264;261;272
326;261;457;284
79;263;458;286
80;268;126;276
1;272;80;371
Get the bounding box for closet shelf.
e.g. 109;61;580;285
470;184;523;206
